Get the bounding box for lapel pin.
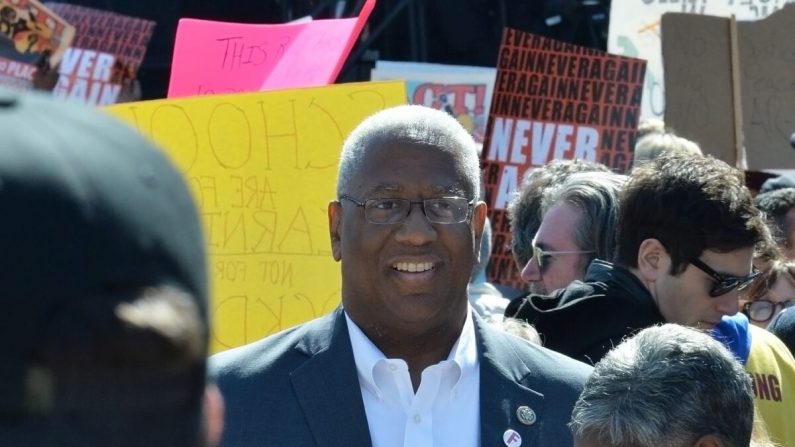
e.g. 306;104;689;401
503;429;522;447
516;406;536;426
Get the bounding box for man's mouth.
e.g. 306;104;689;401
392;262;434;273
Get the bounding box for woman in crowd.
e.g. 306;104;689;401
742;260;795;328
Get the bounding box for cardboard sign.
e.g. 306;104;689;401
371;61;496;144
106;81;406;353
167;0;375;98
608;0;794;120
45;2;156;105
662;4;795;170
482;28;645;289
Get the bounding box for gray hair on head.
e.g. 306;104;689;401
569;324;753;447
541;171;627;263
336;105;481;198
507;159;609;267
632;132;702;167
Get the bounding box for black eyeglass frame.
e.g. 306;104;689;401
339;194;475;225
742;299;795;323
690;258;761;297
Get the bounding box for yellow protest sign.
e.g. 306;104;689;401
107;81;407;353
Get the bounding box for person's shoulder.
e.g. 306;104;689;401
210;311;338;381
515;334;593;381
750;325;795;366
505;284;587;319
480;320;592;384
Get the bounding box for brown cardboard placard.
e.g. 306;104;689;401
662;12;737;165
739;4;795;170
662;4;795;170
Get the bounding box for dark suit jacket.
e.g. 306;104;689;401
211;308;591;447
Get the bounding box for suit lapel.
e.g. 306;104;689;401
290;309;373;447
476;315;546;447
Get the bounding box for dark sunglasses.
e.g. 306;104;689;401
690;258;760;297
530;244;594;273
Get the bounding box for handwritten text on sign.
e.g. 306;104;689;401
167;0;375;98
107;81;407;352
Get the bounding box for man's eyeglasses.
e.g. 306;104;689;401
530;244;594;273
690;258;761;297
742;299;795;323
339;195;474;225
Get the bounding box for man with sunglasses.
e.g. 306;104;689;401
508;160;610;293
507;152;767;365
516;171;626;295
211;105;591;447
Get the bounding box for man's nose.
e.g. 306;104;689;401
394;202;437;245
714;291;740;316
521;257;542;283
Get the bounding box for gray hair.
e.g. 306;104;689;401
507;159;609;266
336;105;480;198
485;315;541;345
632;131;702;167
570;324;754;447
541;171;626;263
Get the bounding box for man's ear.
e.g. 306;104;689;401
203;384;224;447
472;201;487;262
691;434;724;447
328;201;343;262
636;238;668;282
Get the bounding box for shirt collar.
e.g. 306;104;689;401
345;308;478;397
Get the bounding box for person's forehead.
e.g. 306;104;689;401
362;182;465;196
354;138;471;193
698;247;755;277
769;275;795;301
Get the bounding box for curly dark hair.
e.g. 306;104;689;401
754;187;795;249
615;153;767;274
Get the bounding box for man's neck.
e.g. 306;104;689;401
625;266;651;288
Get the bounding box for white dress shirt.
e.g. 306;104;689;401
345;310;480;447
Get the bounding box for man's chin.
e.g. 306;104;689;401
529;283;548;295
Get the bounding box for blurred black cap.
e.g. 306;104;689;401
0;89;207;414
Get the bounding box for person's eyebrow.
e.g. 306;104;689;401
439;185;467;196
361;184;468;197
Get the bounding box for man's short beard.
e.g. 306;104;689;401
529;282;547;295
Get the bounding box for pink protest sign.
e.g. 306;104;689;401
167;0;375;98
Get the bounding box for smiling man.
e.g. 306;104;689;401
507;152;768;364
211;105;591;447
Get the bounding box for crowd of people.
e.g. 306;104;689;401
2;85;795;447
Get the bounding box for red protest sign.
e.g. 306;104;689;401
482;28;645;288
